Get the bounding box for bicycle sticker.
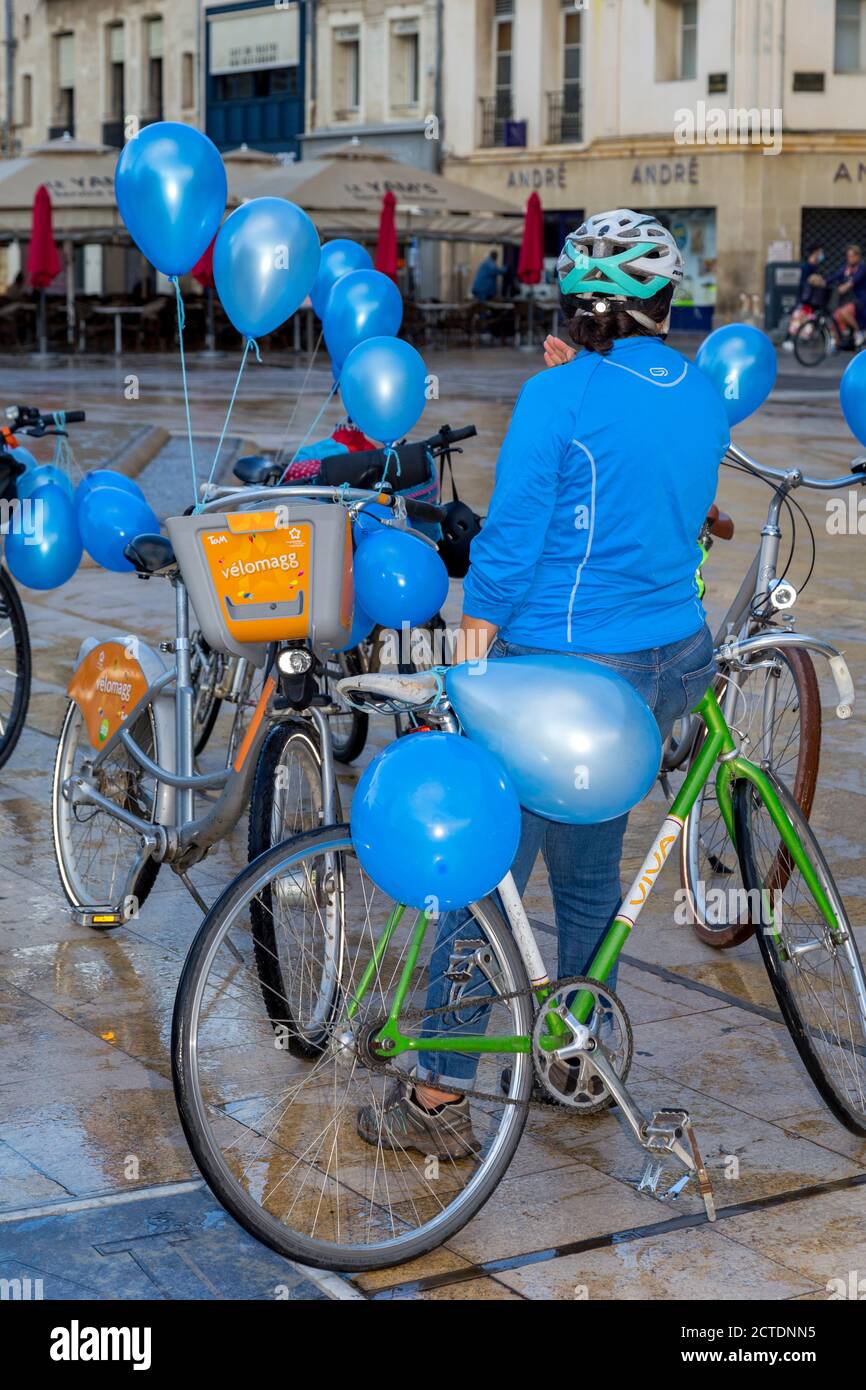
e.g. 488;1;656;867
201;515;313;644
68;640;150;749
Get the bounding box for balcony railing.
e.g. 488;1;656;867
479;94;513;148
546;88;583;145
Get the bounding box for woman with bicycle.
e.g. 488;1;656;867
359;209;731;1157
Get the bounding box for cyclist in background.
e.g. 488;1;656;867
358;209;731;1157
782;243;829;353
829;244;866;349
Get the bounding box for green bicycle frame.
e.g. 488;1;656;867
368;688;841;1061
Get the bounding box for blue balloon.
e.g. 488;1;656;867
340;337;428;445
311;240;373;319
5;483;82;590
447;655;663;824
354;528;448;629
324;270;403;371
213;197;321;340
696;323;777;426
16;463;72;499
840;350;866;447
353;501;394;542
74;469;145;517
78;486;161;574
351;732;521;911
114;122;226;277
11;446;36;470
331;601;375;654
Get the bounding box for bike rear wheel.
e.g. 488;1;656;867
734;774;866;1136
0;565;31;770
172;827;533;1272
681;648;820;948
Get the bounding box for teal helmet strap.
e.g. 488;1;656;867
560;240;670;301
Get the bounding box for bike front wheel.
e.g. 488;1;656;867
735;774;866;1136
172;827;533;1272
680;648;820;948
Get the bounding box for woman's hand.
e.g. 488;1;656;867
543;335;577;369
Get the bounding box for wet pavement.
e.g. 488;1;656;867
0;345;865;1301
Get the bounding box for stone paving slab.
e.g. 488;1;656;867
1;356;865;1300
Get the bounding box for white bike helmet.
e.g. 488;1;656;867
557;209;683;327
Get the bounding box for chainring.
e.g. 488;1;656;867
532;976;633;1113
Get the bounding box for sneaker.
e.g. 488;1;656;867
855;331;866;349
356;1076;480;1159
782;339;794;353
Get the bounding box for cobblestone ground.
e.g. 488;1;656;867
0;345;864;1301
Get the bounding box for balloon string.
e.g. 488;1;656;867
196;338;255;513
276;327;324;468
379;445;401;487
286;379;339;468
172;276;198;506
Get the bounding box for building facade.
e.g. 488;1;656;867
441;0;866;322
3;0;200;151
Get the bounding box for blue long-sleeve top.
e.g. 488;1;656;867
463;337;731;654
828;260;866;310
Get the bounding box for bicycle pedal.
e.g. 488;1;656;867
71;904;129;928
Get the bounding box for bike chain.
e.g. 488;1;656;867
370;980;570;1109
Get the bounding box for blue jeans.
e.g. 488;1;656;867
416;623;716;1089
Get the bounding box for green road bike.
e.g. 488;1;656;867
172;666;866;1272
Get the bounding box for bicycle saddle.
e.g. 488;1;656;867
233;455;282;486
123;533;176;576
336;670;441;712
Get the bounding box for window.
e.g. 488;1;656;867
563;8;581;132
391;20;420;109
54;32;75;134
182;52;195;109
494;3;514;120
107;24;124;120
835;0;866;72
20;73;32;127
334;25;361;114
145;17;164;120
680;0;698;80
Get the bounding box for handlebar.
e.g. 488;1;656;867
427;424;477;450
4;404;86;434
727;442;866;492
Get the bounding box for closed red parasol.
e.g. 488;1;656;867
517;191;544;286
27;184;62;289
374;190;399;280
191;237;216;289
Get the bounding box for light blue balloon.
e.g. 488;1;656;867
78;486;161;574
696;323;777;426
17;464;72;500
447;655;663;824
354;527;448;629
213;197;321;340
5;483;82;590
311;240;373;318
324;270;403;371
350;731;521;911
11;446;36;470
340;336;427;445
840;350;866;447
114;121;226;277
74;469;145;517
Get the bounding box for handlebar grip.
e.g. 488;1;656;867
43;409;85;425
403;497;448;524
443;425;477;444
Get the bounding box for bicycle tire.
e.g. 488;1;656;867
681;647;820;949
248;720;343;1050
0;565;31;770
734;774;866;1136
52;699;161;922
323;648;368;765
172;826;533;1272
793;318;830;368
191;634;223;757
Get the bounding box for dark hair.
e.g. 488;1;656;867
560;283;674;356
807;243;823;256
